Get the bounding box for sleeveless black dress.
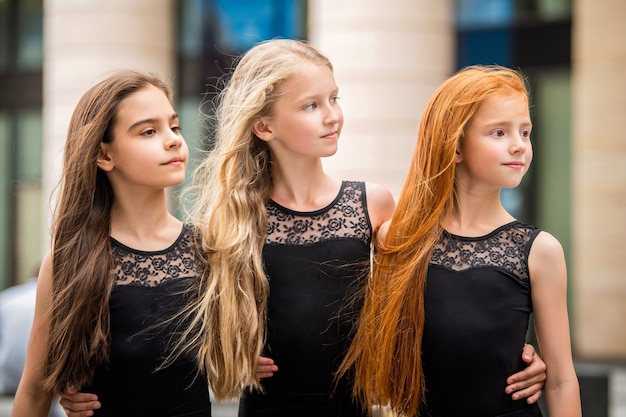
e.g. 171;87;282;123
420;221;543;417
239;181;371;417
83;224;212;417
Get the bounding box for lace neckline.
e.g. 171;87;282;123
442;220;519;241
267;181;346;216
432;220;538;281
110;224;187;255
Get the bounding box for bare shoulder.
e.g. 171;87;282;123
364;182;395;231
529;230;565;262
528;230;567;285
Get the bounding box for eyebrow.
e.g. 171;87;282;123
483;119;533;128
127;113;179;132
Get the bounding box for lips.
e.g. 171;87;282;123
164;157;184;165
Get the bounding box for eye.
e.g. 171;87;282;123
492;129;505;138
171;125;182;134
141;128;157;137
521;129;531;138
330;96;341;104
303;103;317;111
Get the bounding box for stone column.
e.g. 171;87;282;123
572;0;626;358
42;0;175;250
308;0;454;198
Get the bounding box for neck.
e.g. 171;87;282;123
444;188;514;236
269;161;340;211
108;189;182;250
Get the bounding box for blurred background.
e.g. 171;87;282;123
0;0;624;415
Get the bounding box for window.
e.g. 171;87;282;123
0;0;43;289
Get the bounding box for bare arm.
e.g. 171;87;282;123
529;232;581;416
12;252;55;417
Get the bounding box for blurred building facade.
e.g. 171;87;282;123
0;0;624;365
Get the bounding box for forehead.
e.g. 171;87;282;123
277;63;336;97
473;90;529;120
115;85;172;124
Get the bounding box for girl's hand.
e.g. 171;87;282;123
505;344;547;403
58;386;101;417
256;356;278;379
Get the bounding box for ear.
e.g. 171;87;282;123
454;148;463;164
454;137;463;164
252;118;273;142
97;143;115;172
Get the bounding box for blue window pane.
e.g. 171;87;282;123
456;0;515;28
456;28;512;68
214;0;306;51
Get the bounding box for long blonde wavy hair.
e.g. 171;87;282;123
42;70;174;393
339;65;529;416
175;38;335;400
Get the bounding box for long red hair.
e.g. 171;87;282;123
338;65;529;416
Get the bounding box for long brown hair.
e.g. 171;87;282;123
339;65;529;415
42;70;173;393
174;39;334;400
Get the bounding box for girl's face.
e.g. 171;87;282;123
98;84;188;190
455;89;532;190
259;62;343;163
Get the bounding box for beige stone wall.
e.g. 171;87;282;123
571;0;626;359
41;0;175;250
308;0;454;198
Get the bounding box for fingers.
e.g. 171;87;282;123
60;401;101;417
59;400;101;417
58;386;101;417
521;343;537;362
524;386;544;404
505;345;546;401
257;356;274;366
59;393;99;403
63;407;98;417
507;364;546;385
506;367;545;394
509;382;544;403
256;356;278;379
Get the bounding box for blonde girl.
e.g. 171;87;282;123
182;38;395;417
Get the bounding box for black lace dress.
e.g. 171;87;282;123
239;181;371;417
420;221;543;417
83;224;212;417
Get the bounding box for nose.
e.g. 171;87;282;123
510;133;527;155
324;102;342;125
165;130;183;149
